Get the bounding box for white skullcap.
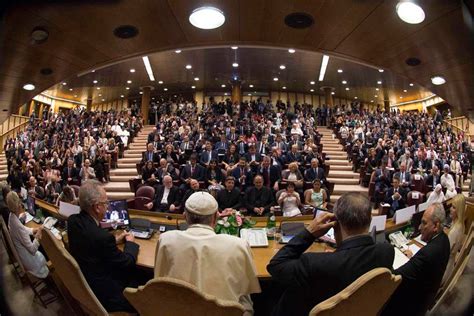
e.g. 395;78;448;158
443;164;450;170
185;192;218;216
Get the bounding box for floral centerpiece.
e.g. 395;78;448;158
215;210;256;236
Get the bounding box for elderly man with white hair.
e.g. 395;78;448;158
154;191;261;315
441;164;457;199
382;203;450;316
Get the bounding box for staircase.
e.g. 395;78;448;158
318;127;368;203
104;125;155;200
0;153;7;181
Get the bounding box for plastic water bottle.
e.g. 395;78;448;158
266;212;276;240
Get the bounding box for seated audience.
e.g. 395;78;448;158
79;159;96;181
304;158;325;183
441;165;457;199
426;184;446;204
282;162;304;190
231;157;253;191
257;156;281;190
382;203;450;316
145;176;181;213
62;158;79;185
216;176;241;213
244;175;274;216
154;192;261;314
56;185;78;205
67;180;140;313
304;180;327;209
384;177;408;218
141;161;157;183
205;159;225;194
6;191;49;279
278;182;302;217
268;193;394;316
27;176;45;200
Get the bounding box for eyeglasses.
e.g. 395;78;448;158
97;200;109;207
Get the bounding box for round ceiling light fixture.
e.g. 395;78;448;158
221;84;226;88
396;1;425;24
186;65;192;69
310;89;314;92
30;27;49;44
194;77;199;81
113;25;139;39
342;80;347;84
231;46;238;50
284;12;314;29
189;7;225;30
249;84;254;88
288;48;296;54
232;62;239;68
409;83;414;86
191;86;196;89
282;86;287;89
164;88;168;91
23;83;35;91
273;77;279;81
175;50;182;54
158;81;163;84
345;87;350;91
93;80;98;84
431;76;446;85
279;65;286;70
130;69;136;73
337;69;343;73
378;69;384;72
331;92;335;95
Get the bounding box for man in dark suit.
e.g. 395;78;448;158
245;145;262;174
199;141;218;166
67;180;140;312
425;165;441;191
304;158;326;183
384;177;408;218
145;175;181;213
257;156;281;190
393;163;411;188
244;175;274;216
285;144;302;164
154;158;178;183
141;143;159;164
231;157;253;191
272;134;288;152
216;176;241;212
267;193;394;316
382;203;450;316
179;154;206;190
62;158;79;185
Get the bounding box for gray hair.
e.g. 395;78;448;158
79;180;103;212
333;193;371;232
185;211;214;226
6;191;22;213
429;203;446;229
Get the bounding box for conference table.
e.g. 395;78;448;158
30;199;408;279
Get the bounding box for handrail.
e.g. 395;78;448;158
0;120;31;153
443;116;471;137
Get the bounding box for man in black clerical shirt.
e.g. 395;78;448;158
244;175;274;216
267;193;394;316
382;203;450;316
216;176;241;212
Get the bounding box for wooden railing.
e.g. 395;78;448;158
443;116;473;137
0;115;31;153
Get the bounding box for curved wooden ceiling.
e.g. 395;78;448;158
1;0;473;118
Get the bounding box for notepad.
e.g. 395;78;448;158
240;228;269;247
393;248;410;269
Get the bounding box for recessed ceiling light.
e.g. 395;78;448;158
431;76;446;85
158;81;163;84
232;63;239;68
282;86;287;89
142;56;155;81
194;77;199;81
273;77;279;81
409;83;414;86
140;91;143;94
378;69;384;72
113;25;139;39
354;96;358;99
62;82;67;85
279;65;286;70
376;88;379;91
74;95;78;97
91;69;95;73
231;46;238;50
396;1;425;24
345;87;350;91
342;80;347;84
288;48;295;54
375;95;378;97
164;88;168;91
310;89;314;92
127;80;132;84
98;93;102;96
310;81;316;85
189;6;225;30
30;27;49;44
249;84;254;88
120;95;124;98
221;84;226;88
175;50;181;53
377;81;382;84
191;86;196;89
331;92;335;95
102;98;105;101
93;80;98;84
400;96;403;98
224;93;228;96
69;88;73;91
126;87;130;90
96;87;101;90
248;93;251;96
403;89;407;92
23;83;35;91
337;69;343;73
370;100;374;103
186;64;192;69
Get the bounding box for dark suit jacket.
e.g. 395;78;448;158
216;187;241;210
426;174;441;189
153;185;181;211
244;186;274;215
231;167;253;189
384;187;408;217
62;166;79;183
180;164;206;182
304;167;326;183
67;211;139;312
268;232;394;316
257;165;281;187
382;232;450;316
142;151;159;163
199;150;218;165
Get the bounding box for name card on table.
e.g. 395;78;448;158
369;215;387;232
59;201;81;218
394;205;416;225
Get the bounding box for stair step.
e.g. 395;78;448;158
110;176;140;182
126;149;145;154
333;185;368;195
327;178;359;185
118;158;141;163
109;168;138;176
326;159;351;166
117;163;139;168
330;165;353;171
106;192;135;200
124;153;142;158
330;195;341;203
0;175;7;181
104;182;132;192
328;171;360;178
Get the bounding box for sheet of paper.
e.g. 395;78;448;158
240;229;269;247
394;205;416;225
369;215;387;232
417;201;430;213
408;244;421;256
20;187;28;200
24;212;34;224
58;201;81;217
414;235;427;246
393;248;410;270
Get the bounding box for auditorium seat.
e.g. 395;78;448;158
123;277;245;316
135;185;155;200
407;191;425;206
309;268;401;316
